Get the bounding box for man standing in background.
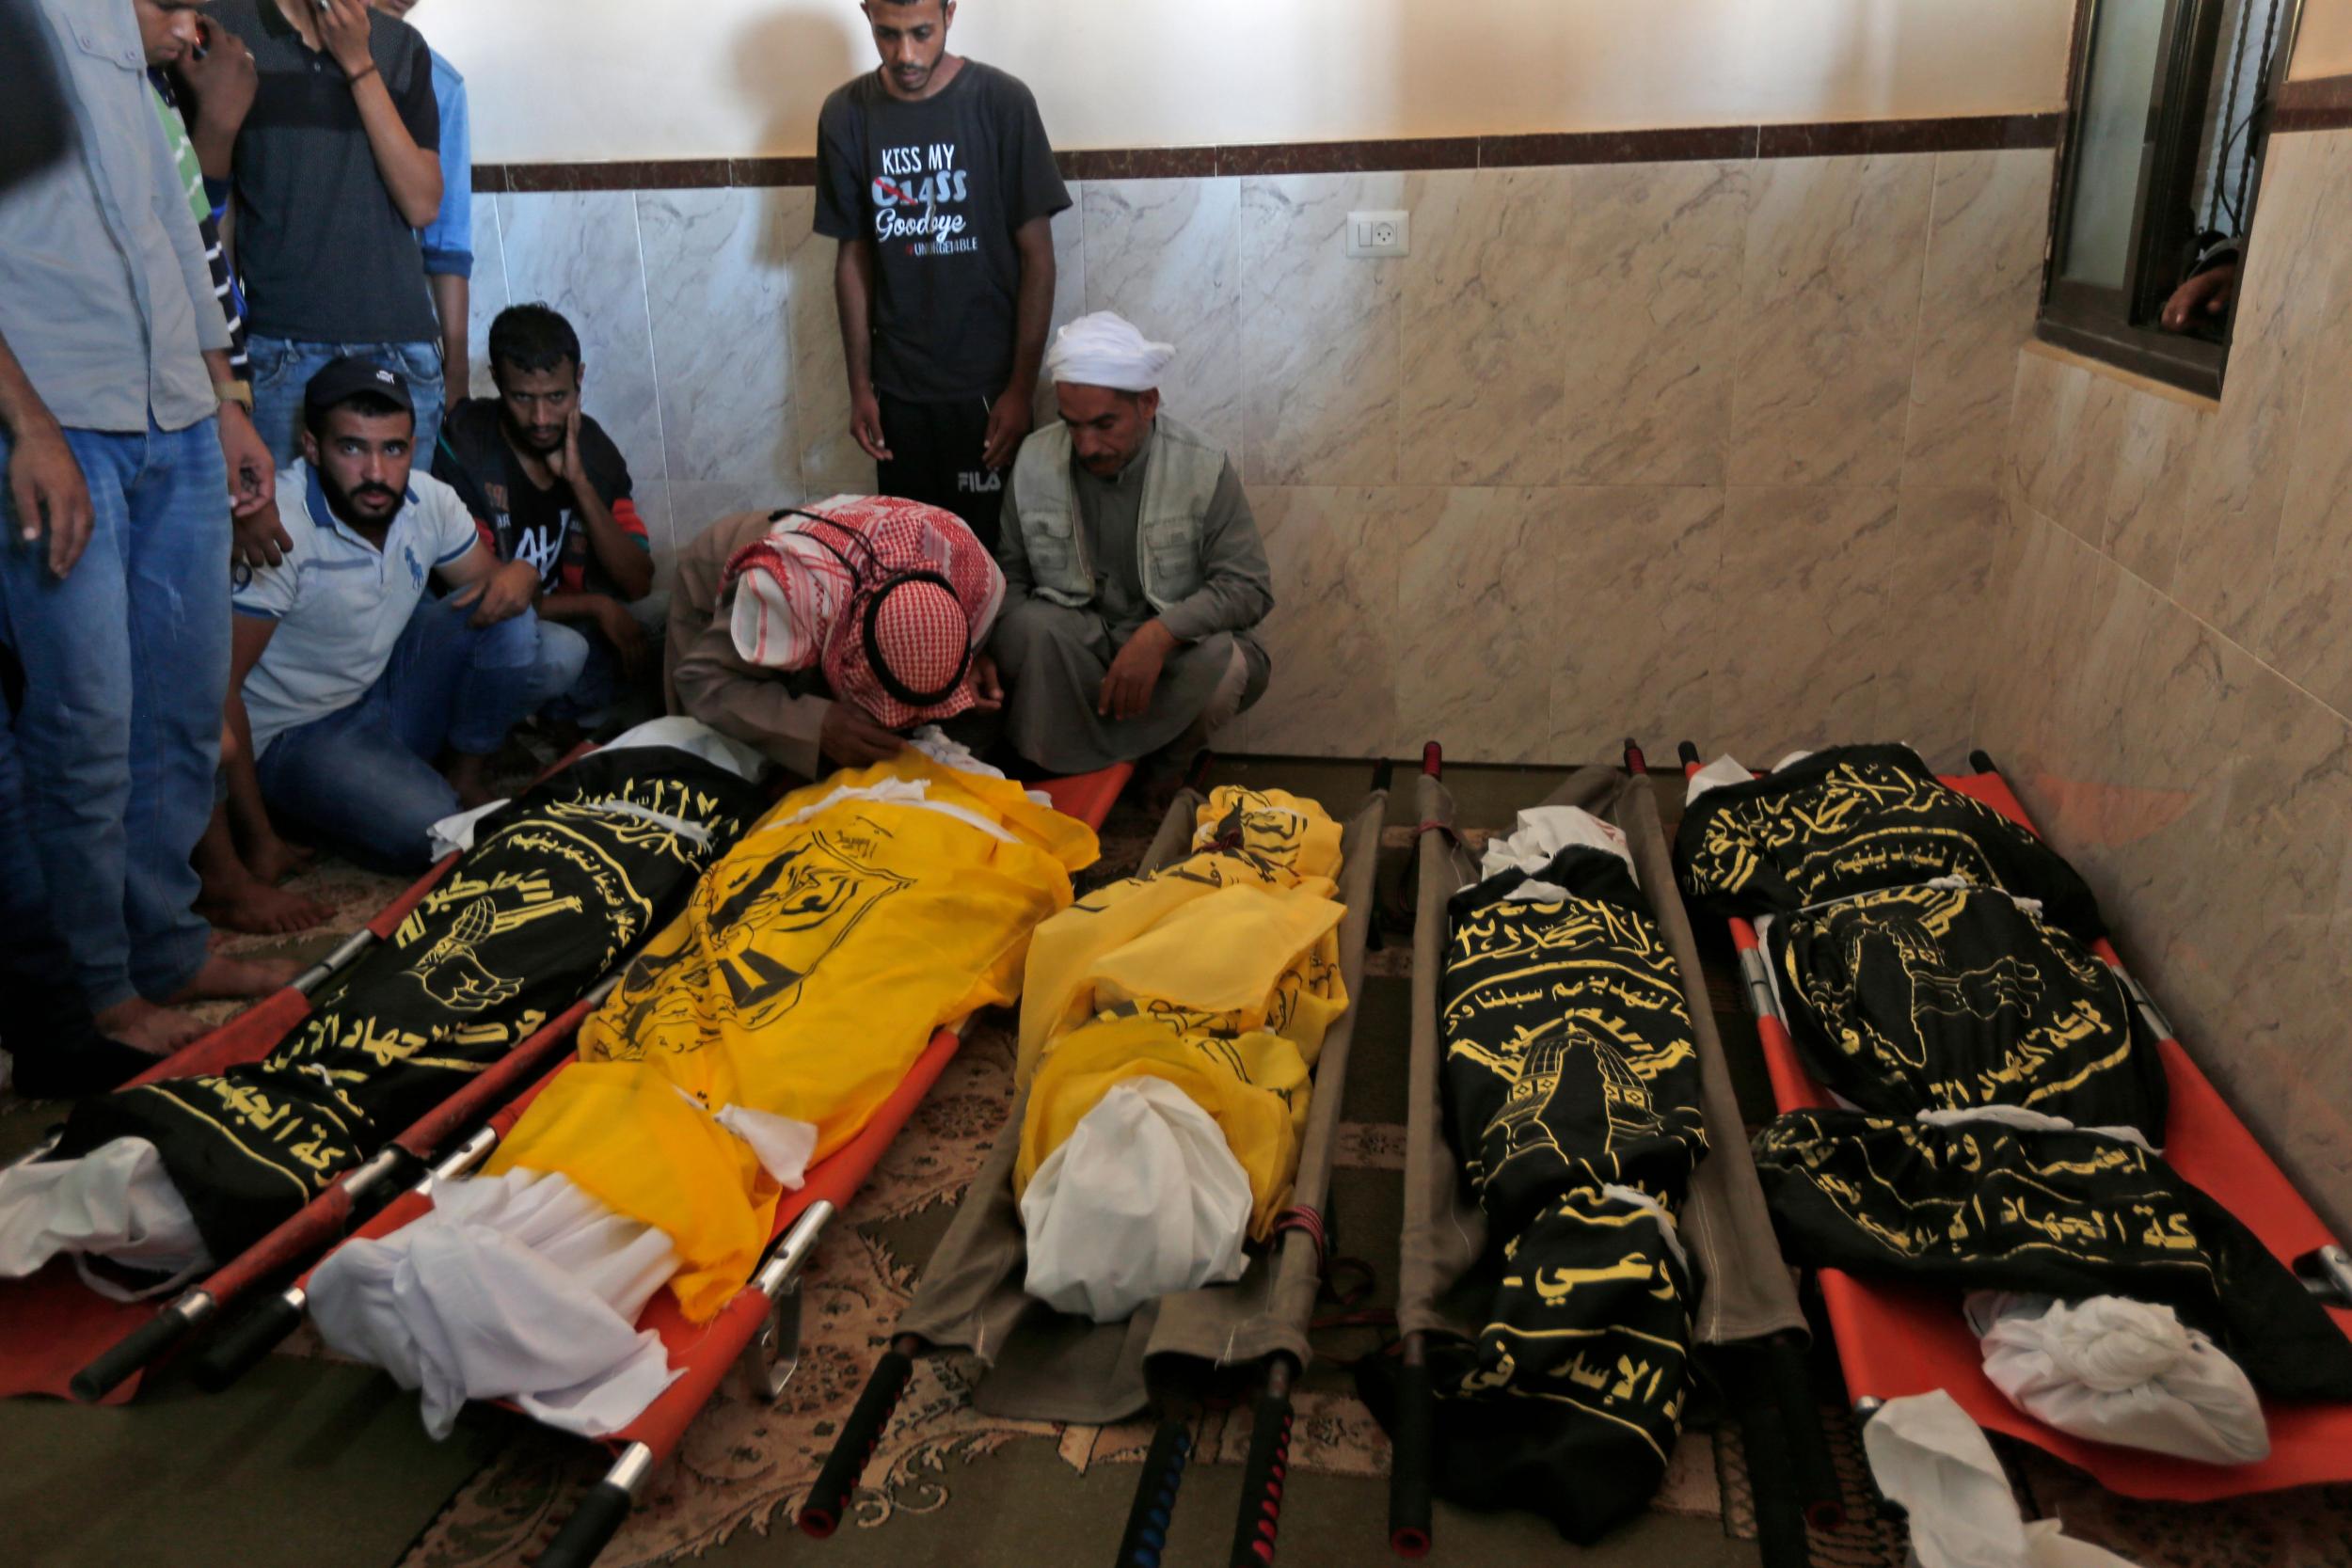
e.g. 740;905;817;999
212;0;446;467
370;0;471;395
817;0;1069;551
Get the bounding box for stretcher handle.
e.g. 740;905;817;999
71;1291;213;1402
1624;737;1648;777
1968;749;1998;776
538;1481;634;1568
1384;1349;1434;1558
1371;758;1394;796
798;1335;920;1538
1228;1376;1295;1567
193;1290;309;1392
1421;741;1441;777
1677;740;1701;769
1766;1337;1847;1528
1112;1418;1192;1568
1728;1354;1813;1568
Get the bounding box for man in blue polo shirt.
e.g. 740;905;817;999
218;359;585;874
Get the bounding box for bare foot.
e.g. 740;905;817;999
166;953;306;1004
91;997;210;1056
199;877;334;936
245;834;316;886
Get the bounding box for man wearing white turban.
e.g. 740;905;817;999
987;311;1273;776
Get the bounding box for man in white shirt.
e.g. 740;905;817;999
218;359;584;872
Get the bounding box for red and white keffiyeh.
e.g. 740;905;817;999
723;496;1005;730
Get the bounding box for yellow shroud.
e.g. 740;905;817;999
490;752;1097;1320
1014;787;1348;1236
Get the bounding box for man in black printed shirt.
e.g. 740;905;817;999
816;0;1070;552
435;305;655;737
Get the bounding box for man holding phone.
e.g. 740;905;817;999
816;0;1070;552
211;0;446;468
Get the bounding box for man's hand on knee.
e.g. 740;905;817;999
1098;622;1176;721
453;561;542;627
819;701;906;768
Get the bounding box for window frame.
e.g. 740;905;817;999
2036;0;2304;398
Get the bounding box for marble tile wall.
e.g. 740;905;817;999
1971;128;2352;1236
467;146;2053;762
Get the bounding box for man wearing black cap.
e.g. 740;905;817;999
215;358;586;874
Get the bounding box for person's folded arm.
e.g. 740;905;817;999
672;624;828;781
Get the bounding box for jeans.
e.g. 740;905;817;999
248;336;446;471
0;418;230;1009
255;596;586;872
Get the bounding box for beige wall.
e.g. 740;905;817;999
1974;127;2352;1237
424;1;2074;164
2291;0;2352;77
465;145;2053;768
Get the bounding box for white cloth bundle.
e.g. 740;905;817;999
1020;1077;1251;1323
1970;1294;2268;1465
0;1137;209;1298
1042;310;1176;392
310;1099;817;1439
310;1170;683;1440
1478;805;1637;901
1682;750;1820;805
1863;1391;2141;1568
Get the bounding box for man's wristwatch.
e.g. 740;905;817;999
215;379;254;410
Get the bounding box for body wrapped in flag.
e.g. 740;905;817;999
484;752;1099;1320
1765;883;2167;1140
1676;745;2104;936
1754;1111;2352;1401
1424;840;1708;1541
24;747;765;1272
1011;787;1350;1318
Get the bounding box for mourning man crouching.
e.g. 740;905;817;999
989;312;1272;777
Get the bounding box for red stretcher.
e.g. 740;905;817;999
0;746;614;1408
1682;743;2352;1501
197;762;1133;1568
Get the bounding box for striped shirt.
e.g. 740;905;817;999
148;71;247;386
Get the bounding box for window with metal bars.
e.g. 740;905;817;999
2039;0;2302;396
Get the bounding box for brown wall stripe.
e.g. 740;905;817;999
2275;72;2352;134
475;111;2062;193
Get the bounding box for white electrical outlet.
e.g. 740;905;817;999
1344;209;1409;259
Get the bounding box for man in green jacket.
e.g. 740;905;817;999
990;312;1273;776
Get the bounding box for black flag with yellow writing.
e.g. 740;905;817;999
1755;1111;2352;1399
1421;845;1708;1542
1676;745;2105;937
49;747;763;1265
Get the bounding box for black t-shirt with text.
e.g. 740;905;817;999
433;399;645;598
815;61;1070;403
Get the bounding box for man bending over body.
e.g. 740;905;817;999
992;312;1273;777
666;495;1004;781
215;360;585;876
436;305;654;738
